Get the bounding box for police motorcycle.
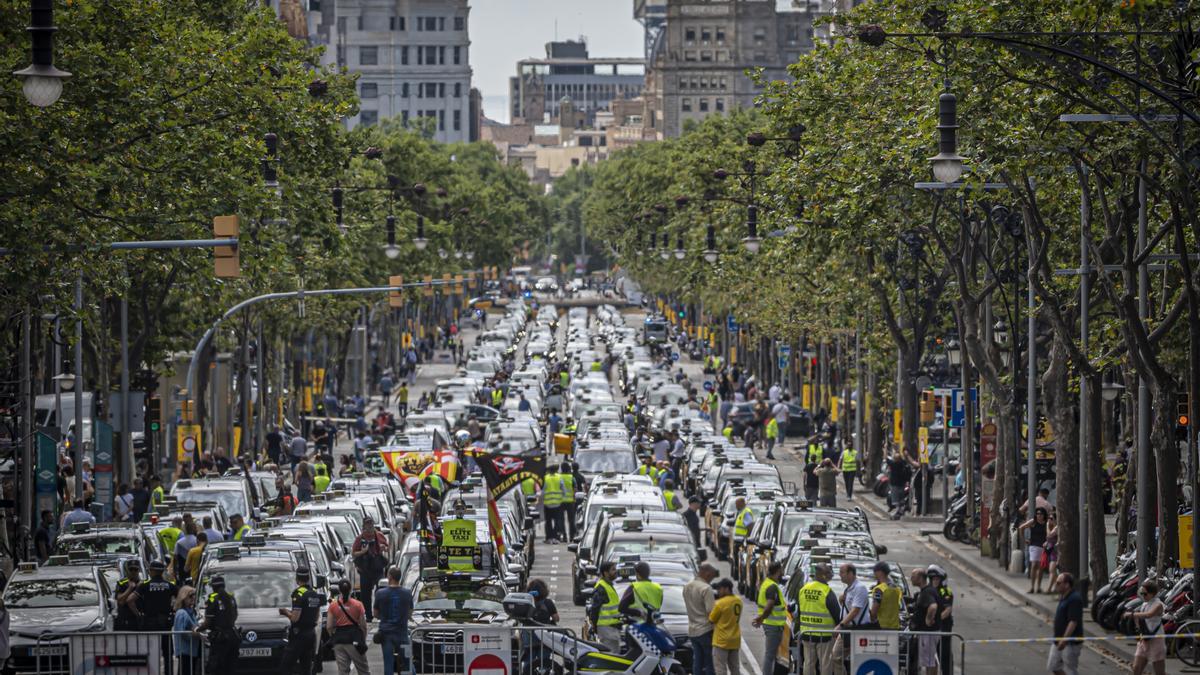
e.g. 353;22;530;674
502;593;684;675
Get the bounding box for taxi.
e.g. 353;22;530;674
4;558;113;674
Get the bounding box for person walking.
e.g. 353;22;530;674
684;496;703;549
765;416;780;461
839;446;858;499
1020;508;1051;594
683;564;718;675
815;458;840;508
588;562;623;652
709;578;742;675
395;383;409;418
172;586;201;675
279;568;322;675
352;517;389;622
374;566;413;675
796;563;841;675
1048;573;1083;675
327;579;371;675
886;452;913;520
289;433;307;471
1131;580;1166;675
752;562;787;675
833;563;870;675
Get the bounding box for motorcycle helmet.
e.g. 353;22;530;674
454;429;471;446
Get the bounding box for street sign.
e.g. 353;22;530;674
177;425;201;464
949;388;978;428
464;627;509;675
980;422;998;552
778;344;791;356
94;421;114;521
918;426;930;464
778;356;789;371
1181;514;1194;568
850;631;898;675
727;316;739;333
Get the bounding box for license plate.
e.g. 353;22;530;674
31;646;67;656
239;647;272;658
441;644;463;654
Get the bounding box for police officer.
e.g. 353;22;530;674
196;574;239;674
279;568;322;674
930;564;955;675
138;560;177;673
114;560;143;631
796;562;841;675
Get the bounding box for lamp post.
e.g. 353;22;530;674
13;0;71;107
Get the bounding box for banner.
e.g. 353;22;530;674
475;452;547;500
439;517;480;571
487;497;507;556
380;450;459;484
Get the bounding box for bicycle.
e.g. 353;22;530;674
1173;619;1200;667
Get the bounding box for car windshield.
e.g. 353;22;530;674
783;515;865;544
605;538;694;557
56;535;138;556
576;452;636;473
415;584;505;611
205;570;294;609
6;578;99;609
175;490;247;521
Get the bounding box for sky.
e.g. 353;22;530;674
470;0;645;123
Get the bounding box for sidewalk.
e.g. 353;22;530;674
853;485;1148;668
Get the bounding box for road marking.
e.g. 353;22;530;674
741;636;763;675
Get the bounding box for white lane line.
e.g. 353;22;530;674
741;636;763;675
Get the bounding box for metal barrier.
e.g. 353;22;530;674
410;624;584;675
786;629;967;675
27;630;210;675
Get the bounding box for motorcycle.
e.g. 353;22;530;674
943;487;979;543
503;592;685;675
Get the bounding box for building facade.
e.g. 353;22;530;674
643;0;825;138
310;0;474;142
509;40;645;128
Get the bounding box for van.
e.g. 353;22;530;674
35;392;95;439
643;317;669;344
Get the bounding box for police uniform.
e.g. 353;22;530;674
114;572;142;631
938;583;955;675
280;577;322;674
204;581;240;674
138;567;177;673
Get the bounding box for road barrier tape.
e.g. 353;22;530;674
967;633;1200;644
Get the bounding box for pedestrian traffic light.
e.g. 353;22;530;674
213;215;240;278
389;275;404;308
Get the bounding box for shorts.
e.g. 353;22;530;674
1046;642;1081;674
918;634;940;668
1136;635;1166;662
1027;546;1045;568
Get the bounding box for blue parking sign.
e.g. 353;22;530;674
950;388;978;428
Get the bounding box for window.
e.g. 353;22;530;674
402;82;410;97
391;16;405;31
401;110;409;125
438;17;445;31
754;27;767;44
715;98;725;112
701;28;712;43
422;82;438;98
679;78;687;90
356;16;363;31
681;97;692;112
454;109;462;131
454;82;462;97
454;46;461;65
454;16;465;30
685;28;696;43
425;46;437;64
360;46;377;66
361;82;378;99
699;98;709;112
360;110;378;126
716;28;726;43
439;46;446;64
684;51;696;62
701;51;713;62
720;77;728;90
438;82;445;98
401;46;409;65
438;110;445;130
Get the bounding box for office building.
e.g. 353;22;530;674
509;40;645;128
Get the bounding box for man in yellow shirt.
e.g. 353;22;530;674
708;578;742;675
184;531;208;585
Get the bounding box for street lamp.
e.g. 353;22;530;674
53;372;76;391
413;215;428;251
743;205;761;254
929;90;965;184
383;215;401;259
946;339;963;367
13;0;71;108
1101;378;1126;402
703;223;719;264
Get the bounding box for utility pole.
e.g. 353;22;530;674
1136;161;1151;582
20;311;32;560
73;272;84;503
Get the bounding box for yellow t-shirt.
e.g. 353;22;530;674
709;595;743;650
185;544;205;584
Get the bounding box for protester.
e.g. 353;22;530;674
374;566;413;675
709;578;742;675
327;579;371;675
683;564;718;675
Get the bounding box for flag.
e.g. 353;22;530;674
487;497;506;556
474;452;547;500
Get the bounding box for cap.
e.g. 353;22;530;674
711;578;733;591
873;561;891;575
149;560;166;571
926;564;947;579
295;567;311;579
210;575;226;587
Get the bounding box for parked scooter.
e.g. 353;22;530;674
503;592;685;675
943;487;979;543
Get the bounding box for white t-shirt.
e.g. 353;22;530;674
772;402;790;425
768;384;782;403
841;578;871;625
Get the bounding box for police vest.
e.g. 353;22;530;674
757;578;787;627
595;579;621;626
543;474;565;507
797;580;835;637
562;474;576;503
841;450;858;472
631;580;663;613
734;507;753;538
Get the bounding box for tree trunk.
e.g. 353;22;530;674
1043;336;1079;578
1153;381;1179;570
865;369;885;486
1085;372;1109;584
899;345;919;460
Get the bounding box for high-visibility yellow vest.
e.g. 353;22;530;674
807;443;823;464
314;473;330;493
560;372;569;388
663;490;677;510
631;580;663;613
757;577;787;627
797;580;835;637
723;426;733;440
766;418;779;440
233;524;251;541
595;579;621;626
491;389;503;406
521;478;536;497
158;526;182;556
562;474;576;503
734;507;753;538
871;581;902;630
590;361;602;372
151;486;165;506
637;465;659;480
841;449;858;472
543;473;565;507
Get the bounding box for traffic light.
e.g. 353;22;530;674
389;275;404;308
920;391;936;424
677;309;686;319
1178;392;1190;441
213;215;240;278
146;397;162;433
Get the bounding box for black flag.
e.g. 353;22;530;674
475;452;547;500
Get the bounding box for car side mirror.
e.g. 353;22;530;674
876;544;888;555
698;549;708;562
316;574;329;589
574;492;587;501
524;517;535;530
567;543;578;553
